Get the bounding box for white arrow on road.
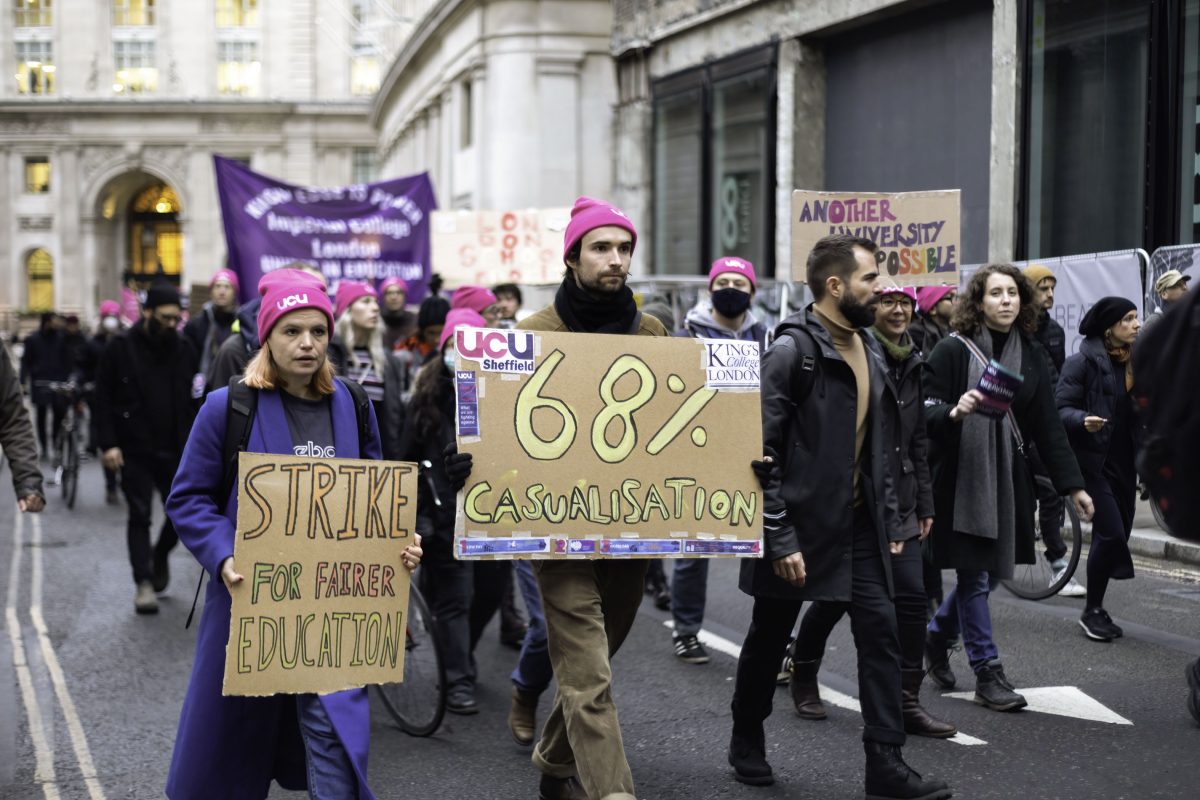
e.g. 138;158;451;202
943;686;1133;725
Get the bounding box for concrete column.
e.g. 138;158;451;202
0;152;13;309
56;148;81;311
989;0;1020;262
484;50;539;208
537;54;584;205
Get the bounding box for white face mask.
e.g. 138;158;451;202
443;349;457;372
102;316;120;333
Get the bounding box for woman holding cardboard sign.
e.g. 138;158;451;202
922;264;1091;713
165;272;423;800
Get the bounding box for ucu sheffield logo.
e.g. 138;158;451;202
294;441;336;458
277;293;309;310
456;328;536;374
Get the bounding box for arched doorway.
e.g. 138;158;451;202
25;248;54;310
92;170;186;293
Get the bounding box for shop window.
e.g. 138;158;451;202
1023;0;1149;258
460;79;474;149
216;0;258;28
26;249;53;311
652;49;775;276
217;40;260;96
14;0;52;27
113;0;154;26
24;156;50;193
15;39;54;95
113;39;157;94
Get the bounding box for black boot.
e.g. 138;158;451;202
789;658;827;720
973;661;1027;712
864;742;952;800
924;630;956;690
901;669;957;738
728;727;774;786
537;774;586;800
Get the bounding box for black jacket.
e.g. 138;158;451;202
184;303;237;378
740;307;901;602
19;329;71;403
399;375;457;558
1056;336;1134;478
909;315;948;355
1033;313;1066;384
205;299;260;395
877;337;935;538
95;321;199;458
1;346;43;500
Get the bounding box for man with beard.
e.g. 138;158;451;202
97;280;200;614
728;235;950;800
443;197;666;800
380;276;418;350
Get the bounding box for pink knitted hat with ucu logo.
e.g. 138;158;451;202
257;271;334;346
562;196;638;264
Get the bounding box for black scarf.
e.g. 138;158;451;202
554;273;638;334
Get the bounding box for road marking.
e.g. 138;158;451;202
662;621;987;746
5;510;60;798
28;514;107;800
944;685;1133;725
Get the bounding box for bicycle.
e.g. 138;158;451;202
374;579;447;737
1001;475;1083;600
39;380;86;510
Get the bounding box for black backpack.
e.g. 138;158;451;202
185;376;373;628
1133;287;1200;537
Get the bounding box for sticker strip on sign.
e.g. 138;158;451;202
600;540;683;556
455;371;480;437
459;538;551;557
683;540;762;556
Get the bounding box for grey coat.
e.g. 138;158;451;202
0;346;43;501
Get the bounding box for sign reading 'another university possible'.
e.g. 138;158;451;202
214;155;438;303
452;329;763;560
791;189;961;287
222;452;417;697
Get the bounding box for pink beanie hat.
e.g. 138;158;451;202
99;300;120;317
451;285;497;314
439;308;486;352
562;196;637;263
334;281;377;318
258;279;335;346
210;268;240;293
916;285;956;315
708;256;757;289
380;277;408;294
258;268;325;297
881;285;918;303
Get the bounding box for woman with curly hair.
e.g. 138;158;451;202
921;264;1093;712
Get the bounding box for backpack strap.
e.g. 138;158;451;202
949;332;1027;457
335;376;374;457
777;327;820;406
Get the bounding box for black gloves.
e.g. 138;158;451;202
750;450;779;490
443;441;473;492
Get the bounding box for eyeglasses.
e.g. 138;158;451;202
879;296;914;310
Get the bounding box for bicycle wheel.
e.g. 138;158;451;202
375;582;446;737
62;424;79;509
1002;477;1083;600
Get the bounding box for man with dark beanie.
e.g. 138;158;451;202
96;280;199;614
728;235;950;799
444;197;664;800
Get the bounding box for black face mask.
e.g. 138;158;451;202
712;288;752;319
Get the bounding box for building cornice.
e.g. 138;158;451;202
370;0;472;130
0;99;372;118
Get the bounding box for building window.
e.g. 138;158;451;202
217;40;260;96
652;49;776;276
113;39;156;93
460;79;474;149
113;0;154;26
1023;0;1149;258
351;44;380;96
216;0;258;28
14;40;54;95
14;0;52;27
352;148;376;184
26;249;53;311
24;157;50;193
129;184;182;277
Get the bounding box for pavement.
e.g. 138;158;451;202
2;463;1200;800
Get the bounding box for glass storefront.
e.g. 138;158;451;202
710;70;770;269
653;87;703;275
1181;0;1200;244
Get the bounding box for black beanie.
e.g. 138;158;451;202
143;280;180;310
1078;296;1137;338
417;295;450;330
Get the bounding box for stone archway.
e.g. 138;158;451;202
87;169;187;296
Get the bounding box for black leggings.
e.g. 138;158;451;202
795;537;927;672
1085;473;1136;609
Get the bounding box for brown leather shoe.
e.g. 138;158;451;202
901;669;957;738
789;658;827;720
509;687;538;746
538;774;586;800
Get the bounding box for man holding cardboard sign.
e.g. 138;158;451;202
446;197;667;800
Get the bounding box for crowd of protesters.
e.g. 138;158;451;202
4;194;1200;800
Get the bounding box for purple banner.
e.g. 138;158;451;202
214;155;437;303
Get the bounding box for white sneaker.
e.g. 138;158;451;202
134;581;159;614
1051;568;1086;597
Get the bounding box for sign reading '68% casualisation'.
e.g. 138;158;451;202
451;327;764;560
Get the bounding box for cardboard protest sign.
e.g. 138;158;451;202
223;452;416;697
432;208;571;288
452;328;763;559
791;190;960;287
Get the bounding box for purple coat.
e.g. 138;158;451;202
164;382;381;800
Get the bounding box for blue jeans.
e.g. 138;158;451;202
671;558;708;636
511;560;553;694
296;695;358;800
928;569;1001;672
